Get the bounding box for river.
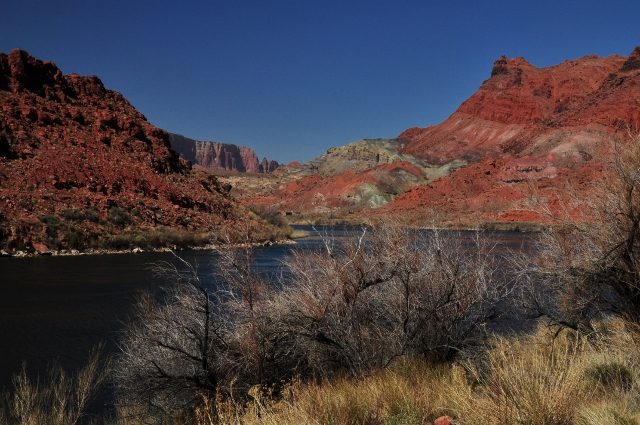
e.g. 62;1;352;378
0;226;534;403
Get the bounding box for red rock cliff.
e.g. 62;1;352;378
382;47;640;226
169;133;279;173
399;50;638;164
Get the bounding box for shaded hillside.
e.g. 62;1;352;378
169;133;279;173
0;49;273;253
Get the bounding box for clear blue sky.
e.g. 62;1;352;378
1;1;639;164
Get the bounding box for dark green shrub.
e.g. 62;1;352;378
64;228;85;250
105;234;134;250
107;207;131;227
249;205;287;228
83;207;100;223
39;214;62;236
585;361;633;390
62;208;85;222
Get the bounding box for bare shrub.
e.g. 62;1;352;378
519;137;640;331
113;226;281;423
113;224;508;422
113;256;228;422
271;225;509;377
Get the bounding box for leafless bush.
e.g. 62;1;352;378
113;256;230;422
113;228;283;423
113;224;508;422
272;225;508;376
519;136;640;331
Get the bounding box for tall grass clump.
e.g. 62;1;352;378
452;328;590;425
0;347;110;425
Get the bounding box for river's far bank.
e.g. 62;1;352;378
0;237;300;259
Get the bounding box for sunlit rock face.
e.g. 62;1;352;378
169;133;279;173
381;47;640;226
239;48;640;227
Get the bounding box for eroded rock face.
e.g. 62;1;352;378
0;49;254;251
242;48;640;226
399;52;636;164
169;133;279;173
239;139;436;213
380;47;640;226
243;161;429;214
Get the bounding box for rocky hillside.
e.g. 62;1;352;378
381;47;640;226
169;133;279;173
241;139;440;217
0;49;274;254
242;47;640;227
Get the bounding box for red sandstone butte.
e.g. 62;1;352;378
241;47;640;226
380;47;640;225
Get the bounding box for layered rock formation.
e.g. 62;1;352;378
241;139;432;214
169;133;279;173
242;47;640;226
381;47;640;226
0;49;263;252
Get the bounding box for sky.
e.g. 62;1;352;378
1;1;639;164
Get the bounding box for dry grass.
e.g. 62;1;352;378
189;359;451;425
4;320;640;425
180;320;640;425
0;346;110;425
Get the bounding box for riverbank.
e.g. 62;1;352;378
0;237;301;259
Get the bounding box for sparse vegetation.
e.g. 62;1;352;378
0;346;110;425
109;224;509;423
107;207;131;227
518;137;640;332
9;136;640;424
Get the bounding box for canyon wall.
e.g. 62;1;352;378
169;133;279;173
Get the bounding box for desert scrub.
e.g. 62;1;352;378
107;207;131;227
221;321;640;425
112;224;508;423
187;359;453;425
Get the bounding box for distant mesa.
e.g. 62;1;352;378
169;133;279;173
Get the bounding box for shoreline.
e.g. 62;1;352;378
0;238;299;259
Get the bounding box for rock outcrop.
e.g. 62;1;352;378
241;47;640;226
169;133;279;173
381;47;640;226
0;49;262;252
241;139;432;215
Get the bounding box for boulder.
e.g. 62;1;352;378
32;243;51;255
434;416;453;425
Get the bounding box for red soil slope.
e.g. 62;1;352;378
380;47;640;226
0;49;257;252
243;161;427;216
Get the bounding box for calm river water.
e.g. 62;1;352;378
0;226;534;397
